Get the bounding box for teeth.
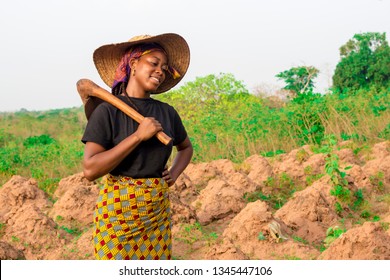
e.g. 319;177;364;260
151;77;159;83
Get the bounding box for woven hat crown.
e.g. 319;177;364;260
129;35;152;41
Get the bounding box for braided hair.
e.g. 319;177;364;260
112;81;140;112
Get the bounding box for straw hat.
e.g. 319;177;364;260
93;33;190;93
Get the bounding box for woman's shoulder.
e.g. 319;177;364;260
94;100;118;114
150;99;180;117
96;95;130;111
152;98;175;110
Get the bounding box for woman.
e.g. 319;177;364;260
81;33;193;260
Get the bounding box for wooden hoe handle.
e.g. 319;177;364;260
77;79;172;145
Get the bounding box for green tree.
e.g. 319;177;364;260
157;73;249;111
276;66;319;96
332;32;390;92
177;73;249;101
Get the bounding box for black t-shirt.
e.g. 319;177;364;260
81;95;187;178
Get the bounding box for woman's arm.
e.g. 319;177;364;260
83;117;163;181
162;136;193;186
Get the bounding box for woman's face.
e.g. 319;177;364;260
132;50;168;92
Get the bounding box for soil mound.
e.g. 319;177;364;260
0;241;25;260
274;176;339;243
0;176;51;220
319;222;390;259
49;173;99;227
214;200;319;260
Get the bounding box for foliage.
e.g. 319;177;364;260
292;236;309;245
174;222;218;249
258;231;266;241
244;172;298;210
158;73;265;162
287;91;326;145
352;189;365;210
369;171;385;193
324;226;346;247
322;135;376;218
0;107;85;195
59;225;83;236
23;134;56;147
323;135;352;210
0;223;5;238
333;32;390;92
161;73;386;162
0;73;389;197
276;66;319;95
160;72;249;109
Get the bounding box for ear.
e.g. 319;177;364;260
129;58;138;69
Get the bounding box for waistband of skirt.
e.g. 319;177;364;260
106;174;166;188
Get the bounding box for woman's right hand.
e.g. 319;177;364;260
134;117;163;141
83;117;162;181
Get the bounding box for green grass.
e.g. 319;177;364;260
0;74;389;197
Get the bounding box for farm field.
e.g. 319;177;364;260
1;32;390;258
0;76;389;259
0;139;389;260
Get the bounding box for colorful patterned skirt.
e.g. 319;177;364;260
93;174;172;260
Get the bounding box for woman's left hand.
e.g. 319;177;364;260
161;137;193;187
162;166;175;187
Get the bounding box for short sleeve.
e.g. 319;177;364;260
81;104;113;149
172;109;187;146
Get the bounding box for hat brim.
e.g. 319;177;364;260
84;96;103;120
93;33;190;94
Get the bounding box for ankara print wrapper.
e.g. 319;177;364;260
93;174;172;260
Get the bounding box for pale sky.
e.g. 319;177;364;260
0;0;389;112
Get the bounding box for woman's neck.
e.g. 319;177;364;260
125;88;150;98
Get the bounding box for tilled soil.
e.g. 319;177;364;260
0;141;389;260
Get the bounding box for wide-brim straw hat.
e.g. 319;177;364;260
80;33;190;119
93;33;190;93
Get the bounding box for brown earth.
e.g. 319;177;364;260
0;141;389;260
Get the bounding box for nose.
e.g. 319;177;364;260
155;65;166;76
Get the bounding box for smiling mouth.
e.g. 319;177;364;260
150;77;160;84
